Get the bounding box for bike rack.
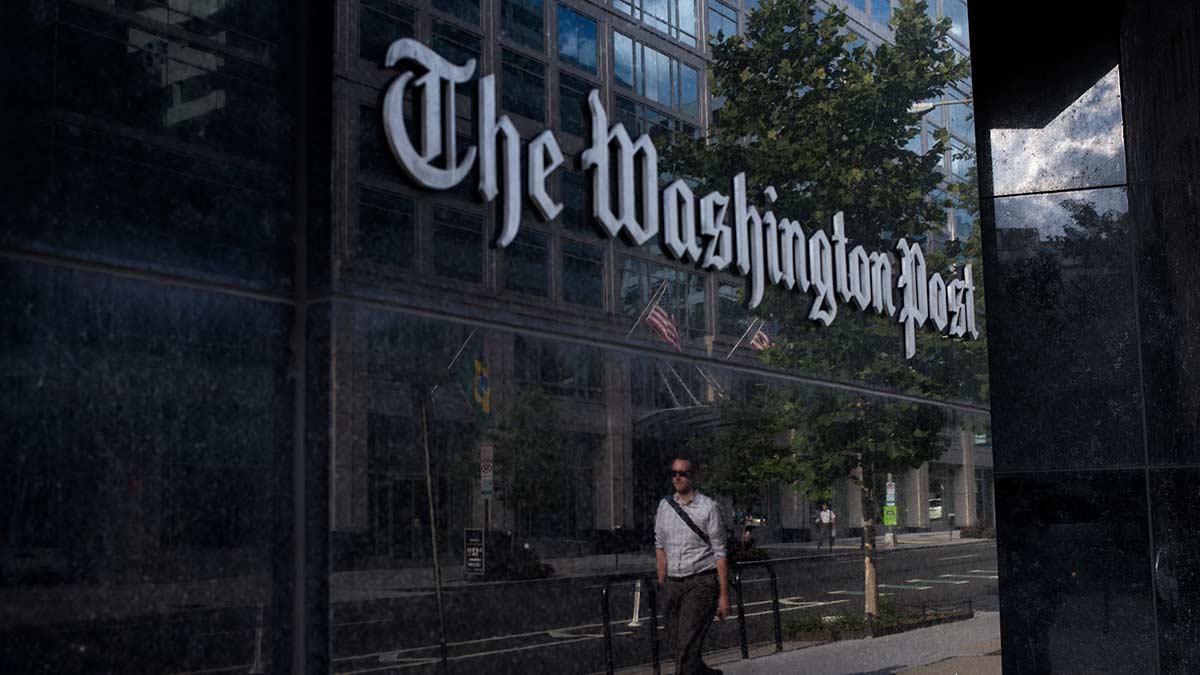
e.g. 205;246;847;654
733;560;784;659
600;572;661;675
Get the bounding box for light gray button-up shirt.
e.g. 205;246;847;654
654;491;727;578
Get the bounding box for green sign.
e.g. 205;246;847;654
883;505;898;527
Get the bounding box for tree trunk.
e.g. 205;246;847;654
861;465;879;620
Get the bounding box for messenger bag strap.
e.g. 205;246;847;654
665;497;710;544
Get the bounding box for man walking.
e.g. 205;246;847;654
815;502;837;551
655;457;730;675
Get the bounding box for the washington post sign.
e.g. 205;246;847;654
380;39;979;358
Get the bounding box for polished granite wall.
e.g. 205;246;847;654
970;1;1200;672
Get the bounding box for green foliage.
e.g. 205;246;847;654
484;389;574;538
673;1;986;517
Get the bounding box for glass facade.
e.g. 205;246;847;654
2;0;1004;673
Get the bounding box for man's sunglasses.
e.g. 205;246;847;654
670;470;692;478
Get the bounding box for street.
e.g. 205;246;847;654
328;541;998;675
0;540;997;674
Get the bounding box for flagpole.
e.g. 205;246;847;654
725;317;762;360
625;280;670;339
429;328;478;401
666;365;701;406
445;328;478;372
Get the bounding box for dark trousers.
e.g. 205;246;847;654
816;522;835;549
664;571;719;675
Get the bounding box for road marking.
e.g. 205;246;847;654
338;636;597;674
827;591;894;596
377;654;440;665
780;598;848;608
547;628;607;639
333;595;853;673
971;569;998;574
937;553;980;561
906;578;969;585
878;584;933;590
940;573;998;579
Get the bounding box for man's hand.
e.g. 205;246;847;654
716;592;731;620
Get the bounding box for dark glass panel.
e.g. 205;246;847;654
432;207;484;283
504;230;550;296
986;187;1142;471
360;0;416;63
501;49;546;122
559;73;593;137
995;471;1155;674
358;187;416;269
5;121;287;290
0;261;289;673
432;0;481;25
501;0;545;51
562;240;604;307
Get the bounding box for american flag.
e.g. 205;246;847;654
646;304;682;351
749;321;773;351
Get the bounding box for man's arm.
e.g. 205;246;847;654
654;500;667;584
714;557;730;620
705;502;731;620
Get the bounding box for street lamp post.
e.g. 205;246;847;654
907;97;974;115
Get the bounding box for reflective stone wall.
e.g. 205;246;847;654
972;1;1200;672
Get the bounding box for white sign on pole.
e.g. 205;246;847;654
480;444;494;498
886;481;897;506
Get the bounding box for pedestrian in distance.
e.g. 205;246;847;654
655;457;730;675
815;502;837;551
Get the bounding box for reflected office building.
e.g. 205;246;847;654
1;0;990;673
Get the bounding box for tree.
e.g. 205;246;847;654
669;0;978;619
485;389;577;541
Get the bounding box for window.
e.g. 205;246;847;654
870;0;890;25
904;124;923;154
559;73;593;136
615;96;698;146
358;188;416;268
433;0;480;24
708;0;738;41
614;0;697;46
502;0;545;51
944;0;969;45
562;240;605;307
432;208;484;282
718;282;750;336
560;171;596;235
950;139;972;179
505;230;550;296
948;98;974;142
631;356;706;408
611;34;701;117
502;49;546;122
513;335;603;398
557;6;598;73
619;257;705;338
432;21;482;74
360;0;415;63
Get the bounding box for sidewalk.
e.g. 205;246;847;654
716;611;1001;675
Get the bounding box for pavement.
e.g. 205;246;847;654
714;610;1001;675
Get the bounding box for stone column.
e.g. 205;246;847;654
903;464;930;529
956;429;977;528
595;357;634;529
